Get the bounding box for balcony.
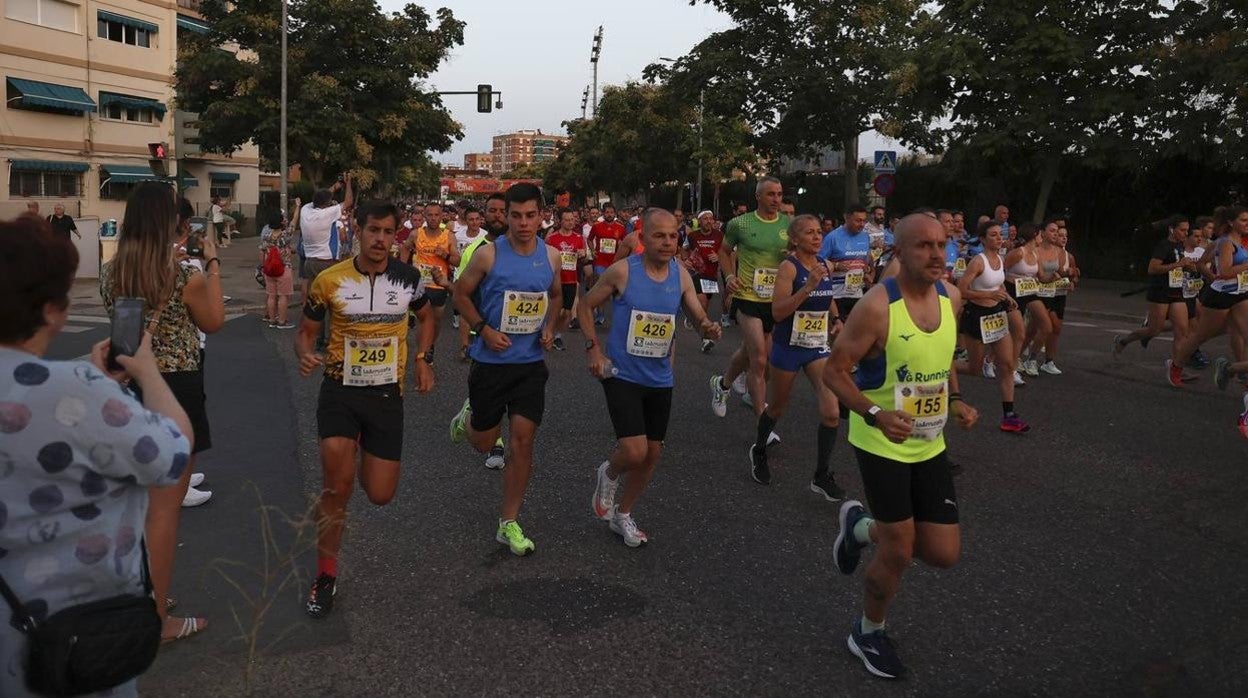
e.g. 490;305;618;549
177;0;202;12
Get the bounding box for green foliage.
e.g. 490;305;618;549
176;0;464;187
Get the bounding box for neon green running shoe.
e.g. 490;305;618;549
495;520;535;556
450;397;471;443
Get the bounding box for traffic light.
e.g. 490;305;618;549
477;84;492;113
148;142;169;177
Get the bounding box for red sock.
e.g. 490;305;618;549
317;557;337;578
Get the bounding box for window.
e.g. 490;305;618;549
7;0;77;32
102;102;156;123
97;16;152;47
8;170;80;198
210;181;234;199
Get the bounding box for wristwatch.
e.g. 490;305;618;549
584;339;597;351
863;405;883;427
416;352;433;365
471;319;487;334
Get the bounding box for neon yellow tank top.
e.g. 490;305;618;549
848;278;956;463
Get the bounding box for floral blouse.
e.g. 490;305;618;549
99;262;202;374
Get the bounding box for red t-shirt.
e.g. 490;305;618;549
686;229;724;278
588;220;626;268
545;230;587;285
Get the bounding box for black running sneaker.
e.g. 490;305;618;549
552;336;566;351
749;445;770;485
833;500;868;575
810;473;845;502
847;618;905;679
306;573;336;619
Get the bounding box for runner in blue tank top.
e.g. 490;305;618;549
579;209;722;547
749;215;845;498
449;183;563;556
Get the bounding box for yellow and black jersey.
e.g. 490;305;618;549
304;257;428;389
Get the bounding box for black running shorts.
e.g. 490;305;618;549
561;283;578;311
317;378;404;461
601;378;673;441
835;297;860;319
468;360;549;431
734;299;776;334
1199;286;1248;311
853;446;959;525
1043;295;1067;319
424;289;449;308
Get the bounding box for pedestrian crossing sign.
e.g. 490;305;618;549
874;151;897;174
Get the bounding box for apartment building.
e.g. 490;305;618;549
489;130;568;175
1;0;259;272
463;151;491;172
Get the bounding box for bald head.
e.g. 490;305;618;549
894;213;944;250
642;207;676;231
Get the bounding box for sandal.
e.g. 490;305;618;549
161;615;207;644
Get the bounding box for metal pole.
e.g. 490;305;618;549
696;88;704;213
279;0;288;218
592;62;598;117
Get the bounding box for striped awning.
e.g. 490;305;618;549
98;10;158;34
5;77;96;113
9;159;89;173
176;14;209;34
210;171;240;182
99;92;167;117
100;164;170;185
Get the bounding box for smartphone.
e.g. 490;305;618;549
108;298;146;372
186;238;204;259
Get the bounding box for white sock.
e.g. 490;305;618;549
861;614;885;634
853;516;874;546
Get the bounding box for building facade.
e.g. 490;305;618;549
1;0;259;266
489;130;567;175
463;151;491;172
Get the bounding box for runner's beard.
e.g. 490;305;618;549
485;220;507;240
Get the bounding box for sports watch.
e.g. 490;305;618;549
863;405;883;427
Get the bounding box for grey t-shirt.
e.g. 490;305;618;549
0;347;190;696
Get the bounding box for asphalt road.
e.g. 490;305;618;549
46;306;1248;696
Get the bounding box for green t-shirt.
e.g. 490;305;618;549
724;211;790;302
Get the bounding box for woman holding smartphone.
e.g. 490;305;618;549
99;182;226;642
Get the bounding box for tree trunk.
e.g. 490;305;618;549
675;182;685;213
714;182;721;217
842;134;860;209
1031;155;1060;223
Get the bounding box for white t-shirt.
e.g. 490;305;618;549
211;204;224;223
453;221;468;237
455;228;481;253
300;203;343;260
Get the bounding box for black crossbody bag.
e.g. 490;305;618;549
0;542;161;697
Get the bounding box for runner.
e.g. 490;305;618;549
1028;220;1078;375
747;215;845;495
580;209;722;546
1169;206;1248;386
1213;356;1248;438
684;210;725;353
454;208;486;354
1113;216;1194;381
1004;224;1051;378
587;204;627;325
1180;222;1209;367
406;202;460;359
545;207;591;351
449;183;561;556
825;213;978;680
780;197;797;217
296;200;436;618
819;204;875;322
955;220;1030;432
709;177;790;422
1044;225;1081;373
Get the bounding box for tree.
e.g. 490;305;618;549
649;0;941;208
177;0;464;187
917;1;1166;222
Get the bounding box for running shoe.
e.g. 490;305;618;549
451;315;460;329
833;500;868;575
847;618;905;680
496;520;535;556
450;398;471;442
181;486;212;507
485;443;505;470
954;345;968;363
305;573;336;619
999;415;1031;433
569;318;580;330
591;461;619;520
720;313;732;327
767;430;781;446
609;508;648;547
810;473;845;502
594;316;605;327
1189;349;1210;369
189;472;205;488
552;336;566;351
1165;359;1185;388
1040;360;1062;375
1214;357;1231;391
274;322;296;330
749;445;770;485
1239;410;1248;441
1022;358;1040;377
982;361;996;379
709;375;728;417
1013;371;1026;386
701;338;715;353
683;316;693;330
732;373;748;395
1112;334;1125;357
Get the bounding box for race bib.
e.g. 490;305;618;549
1169;267;1184;289
627;311;675;358
790;310;829;349
979;311;1008;344
894;381;949;441
560;250;578;271
501;290;547;334
1054;277;1074;294
845;269;865;295
1036;281;1056;298
1183;277;1203;299
1013;278;1039;297
953;258;967;278
418;263;440;283
599;238;617;255
752;267;778;300
343;337;398;387
1238;271;1248;294
870;247;883;261
699;278;719;295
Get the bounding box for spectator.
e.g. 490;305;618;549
100;181;225;642
298;174;355;283
210;196;231;247
0;215;192;694
260;211;297;329
25;200;39;216
46;203;80;241
170;201;214;508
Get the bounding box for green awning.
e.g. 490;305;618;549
210;171;239;182
176;14;209;34
179;174;199;188
99;92;167;117
98;10;158;34
5;77;96;113
100;164;169;184
9;159;89;173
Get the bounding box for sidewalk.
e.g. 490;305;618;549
71;237;304;318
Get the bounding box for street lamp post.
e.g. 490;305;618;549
590;26;602;117
279;0;288;218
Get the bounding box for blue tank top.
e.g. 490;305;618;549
606;255;683;388
1211;238;1248;294
774;255;835;350
470;235;555;364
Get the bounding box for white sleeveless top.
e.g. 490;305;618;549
972;252;1005;292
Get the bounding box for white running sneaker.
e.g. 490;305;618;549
709;375;728;417
609;508;648;547
451;315;460;329
189;472;205;488
982;361;996;379
1013;371;1026;386
732;373;748;395
591;461;619;520
1040;360;1062;375
182;486;212;507
767;431;781;446
1023;358;1040;377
